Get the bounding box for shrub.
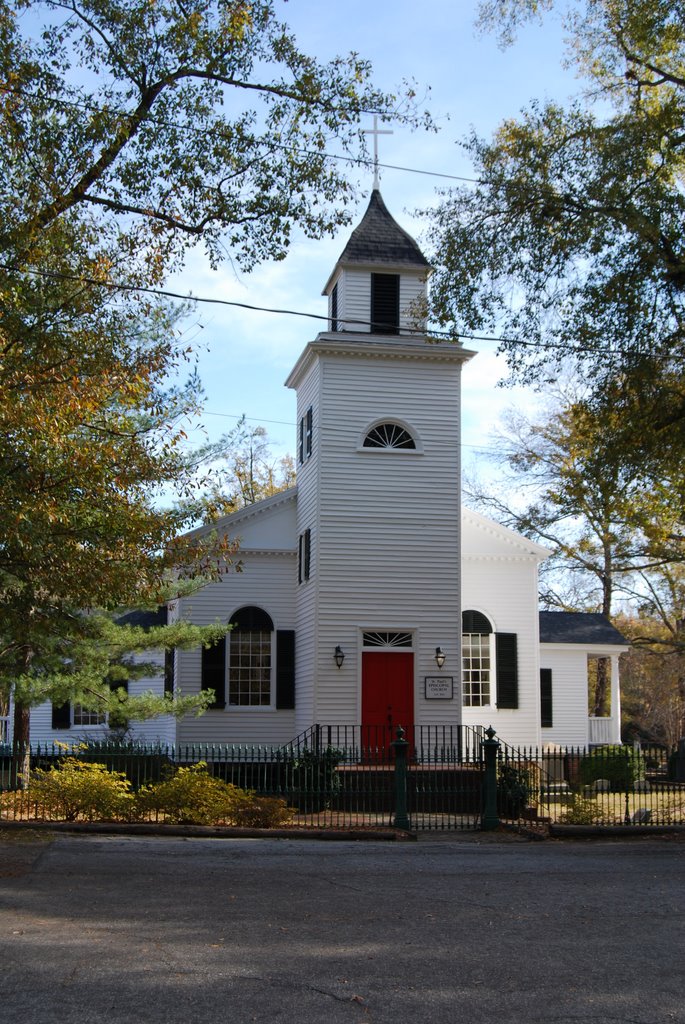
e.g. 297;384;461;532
578;746;644;791
232;795;294;828
134;764;294;827
25;758;134;821
134;762;248;824
286;746;342;811
558;793;602;825
497;762;540;818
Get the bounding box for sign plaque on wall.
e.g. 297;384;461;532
424;676;454;700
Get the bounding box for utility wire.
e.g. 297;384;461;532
0;82;479;185
1;261;664;357
198;408;513;454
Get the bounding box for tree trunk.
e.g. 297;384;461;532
11;701;31;790
592;541;613;719
11;645;32;789
592;658;611;719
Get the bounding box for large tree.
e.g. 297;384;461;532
466;398;648;618
426;0;685;492
617;562;685;746
0;0;427;746
0;255;236;752
464;390;672;714
192;415;296;517
2;0;429;276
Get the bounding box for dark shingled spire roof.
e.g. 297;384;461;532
335;189;430;269
539;612;628;646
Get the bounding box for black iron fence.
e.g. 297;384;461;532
0;728;683;832
528;741;685;828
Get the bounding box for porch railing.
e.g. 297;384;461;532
588;716;617;745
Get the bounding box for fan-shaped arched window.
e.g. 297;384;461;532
462;609;493;707
228;606;274;706
362;422;416;450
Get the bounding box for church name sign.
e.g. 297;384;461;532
424;676;454;700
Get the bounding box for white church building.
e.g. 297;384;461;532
27;190;628;752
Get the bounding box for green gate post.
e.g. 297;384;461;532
391;726;411;831
481;726;500;831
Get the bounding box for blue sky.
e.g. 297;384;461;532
168;0;578;474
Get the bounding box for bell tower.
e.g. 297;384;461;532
322;188;431;336
286;190;474;735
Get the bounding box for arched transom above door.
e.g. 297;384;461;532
362;631;413;649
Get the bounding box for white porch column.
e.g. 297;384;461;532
610;654;622;744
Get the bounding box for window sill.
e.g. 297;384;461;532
226;704;279;712
356;447;423;455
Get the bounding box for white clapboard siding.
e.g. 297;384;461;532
293;357;320;732
539;645;591;747
340;268;370;333
29;649;175;748
399;274;428;332
294;341;467;729
461;509;550;749
332;267;428;334
175;547;297;746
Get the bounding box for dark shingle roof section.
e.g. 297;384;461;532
115;608;168;629
335;189;430;269
539;611;628;646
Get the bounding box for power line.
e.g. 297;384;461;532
0;260;476;342
1;260;659;356
185;409;509;456
0;82;480;185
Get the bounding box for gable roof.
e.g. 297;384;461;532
332;189;430;271
462;506;551;561
115;608;167;629
181;487;297;541
539;611;628;647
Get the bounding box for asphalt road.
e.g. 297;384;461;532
1;833;683;1024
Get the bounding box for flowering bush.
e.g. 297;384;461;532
0;758;293;827
24;758;134;821
134;762;292;826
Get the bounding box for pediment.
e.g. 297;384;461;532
461;506;551;561
185;488;297;552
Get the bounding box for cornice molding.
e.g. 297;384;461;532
238;548;297;559
181;488;297;541
463;554;543;564
286;332;475;389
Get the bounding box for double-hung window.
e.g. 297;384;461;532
462;610;493;707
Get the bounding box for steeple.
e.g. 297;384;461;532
334;189;430;271
322;189;431;336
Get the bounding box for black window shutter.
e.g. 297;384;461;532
298;417;304;464
540;668;553;728
305;407;313;457
164;649;175;694
276;631;296;709
496;633;518;709
201;637;226;708
331;282;338;332
371;273;400;334
51;702;71;729
304;528;311;580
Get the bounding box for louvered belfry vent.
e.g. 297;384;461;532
371;273;399;334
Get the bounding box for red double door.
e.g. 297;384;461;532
361;651;414;758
